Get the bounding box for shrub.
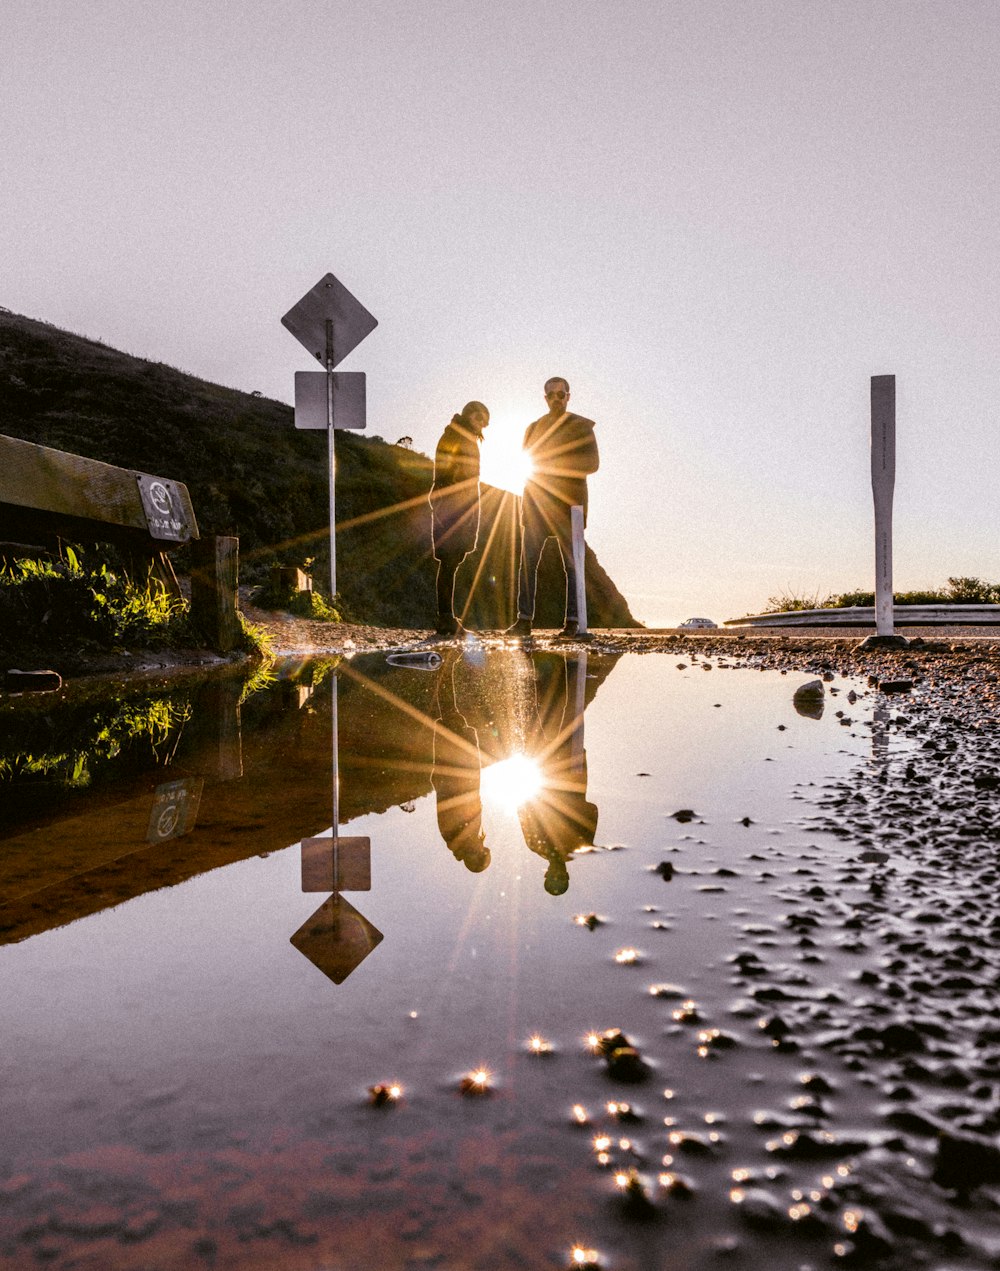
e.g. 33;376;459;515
250;571;341;622
0;546;195;655
762;576;1000;614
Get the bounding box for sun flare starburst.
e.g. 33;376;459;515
479;424;534;495
480;754;543;811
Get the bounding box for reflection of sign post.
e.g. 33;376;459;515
290;674;383;985
301;835;371;892
281;273;378;598
871;375;896;637
146;778;203;843
290;894;383;984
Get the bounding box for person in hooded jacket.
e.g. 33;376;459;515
429;400;489;635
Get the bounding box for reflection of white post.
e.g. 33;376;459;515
871;375;896;637
571;505;588;634
570;651;587;758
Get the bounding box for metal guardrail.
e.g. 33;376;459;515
726;605;1000;627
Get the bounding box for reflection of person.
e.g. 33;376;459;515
429;401;490;636
507;378;599;638
431;652;490;872
518;652;598;893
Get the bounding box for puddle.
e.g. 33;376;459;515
0;650;995;1269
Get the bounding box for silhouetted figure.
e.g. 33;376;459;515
431;652;490;872
429;401;490;636
507;377;599;638
518;652;598;893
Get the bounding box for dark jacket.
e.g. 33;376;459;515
520;411;599;532
430;419;483;560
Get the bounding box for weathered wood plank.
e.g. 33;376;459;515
0;433;197;542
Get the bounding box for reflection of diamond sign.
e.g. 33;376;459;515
301;836;371;891
290;895;383;984
294;372;366;430
281;273;378;368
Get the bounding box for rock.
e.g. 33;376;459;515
733;1187;786;1230
878;679;913;694
793;680;825;719
933;1129;1000;1191
876;1022;926;1055
858;634;909;650
4;668;63;693
606;1045;649;1083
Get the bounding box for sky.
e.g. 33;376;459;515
3;0;999;627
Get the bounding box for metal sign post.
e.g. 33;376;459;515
282;273;378;601
325;320;336;598
871;375;896;637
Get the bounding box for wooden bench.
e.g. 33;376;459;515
0;433;239;653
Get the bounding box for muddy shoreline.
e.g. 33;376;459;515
2;625;999;1267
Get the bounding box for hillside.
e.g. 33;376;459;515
0;308;639;629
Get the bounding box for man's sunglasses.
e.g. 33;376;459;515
545;389;568;399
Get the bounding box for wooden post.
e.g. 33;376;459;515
190;535;240;653
198;677;244;779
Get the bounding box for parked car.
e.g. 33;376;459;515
679;617;718;629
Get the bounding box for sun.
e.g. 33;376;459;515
480;754;543;812
479;420;534;495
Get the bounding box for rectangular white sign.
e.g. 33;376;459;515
294;371;367;430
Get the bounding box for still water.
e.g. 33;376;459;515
1;649;905;1269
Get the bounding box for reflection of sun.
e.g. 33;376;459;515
479;422;534;495
480;754;543;811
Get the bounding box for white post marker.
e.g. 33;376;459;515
870;375;896;637
571;504;589;635
282;273;378;601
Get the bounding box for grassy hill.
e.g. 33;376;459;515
0;308;639;629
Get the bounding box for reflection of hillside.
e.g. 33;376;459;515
0;658;437;945
0;650;622;946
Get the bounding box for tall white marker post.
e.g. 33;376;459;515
281;272;378;600
871;375;896;637
570;505;589;635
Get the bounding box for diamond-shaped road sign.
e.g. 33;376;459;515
281;273;378;368
294;371;366;430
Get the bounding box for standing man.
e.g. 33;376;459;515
429;400;490;636
506;377;599;638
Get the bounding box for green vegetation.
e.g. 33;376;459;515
0;694;192;789
764;576;1000;614
0;545;266;667
1;546;193;648
0;308;639;630
251;563;342;622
